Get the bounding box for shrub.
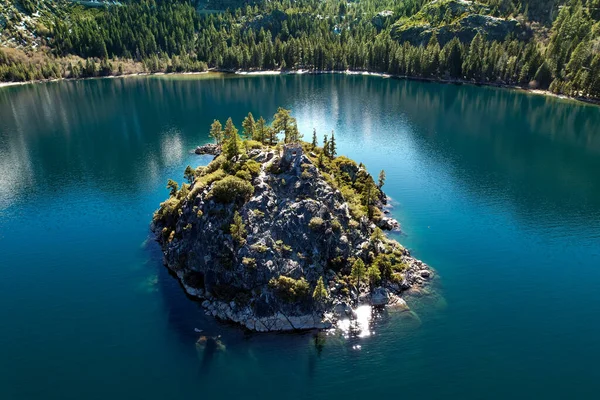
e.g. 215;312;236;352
153;196;182;223
250;243;268;253
331;218;341;232
269;276;310;302
197;169;226;187
301;170;313;180
235;169;252;181
243;159;261;176
209;176;255;203
252;209;265;218
245;140;263;149
242;257;256;269
204;155;227;174
308;217;324;230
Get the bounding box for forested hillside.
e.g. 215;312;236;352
1;0;599;99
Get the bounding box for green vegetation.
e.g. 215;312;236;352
308;217;325;231
230;211;247;245
150;106;423;309
269;276;310;302
351;258;367;287
209;176;254;203
0;0;598;99
312;276;328;302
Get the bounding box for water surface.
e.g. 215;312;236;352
1;75;599;399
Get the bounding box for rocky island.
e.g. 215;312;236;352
152;108;433;332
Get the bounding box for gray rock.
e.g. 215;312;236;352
153;147;433;332
371;287;390;306
195;143;221;155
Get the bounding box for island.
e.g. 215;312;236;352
151;108;433;332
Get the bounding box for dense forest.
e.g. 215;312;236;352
1;0;599;98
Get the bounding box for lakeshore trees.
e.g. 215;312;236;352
2;1;599;98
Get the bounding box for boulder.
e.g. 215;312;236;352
371;287;390;306
195;143;221;155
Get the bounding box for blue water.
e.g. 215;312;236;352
1;74;599;399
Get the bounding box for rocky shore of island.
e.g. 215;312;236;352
152;110;434;332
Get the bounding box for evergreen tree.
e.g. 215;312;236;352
241;112;256;140
378;170;386;188
312;276;328;301
351;258;366;287
166;179;179;197
223;117;238;143
311;128;318;148
184;165;195;184
230;211;247;245
209;120;224;145
255;116;268;143
272;107;297;143
323;134;329;157
367;264;381;287
328;130;337;158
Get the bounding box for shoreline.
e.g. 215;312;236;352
1;68;598;106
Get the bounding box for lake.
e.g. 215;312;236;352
1;74;599;399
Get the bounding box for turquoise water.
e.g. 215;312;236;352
1;75;599;399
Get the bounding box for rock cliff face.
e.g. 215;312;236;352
152;143;433;332
391;0;531;46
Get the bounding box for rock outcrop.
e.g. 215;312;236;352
390;0;531;46
152;143;433;332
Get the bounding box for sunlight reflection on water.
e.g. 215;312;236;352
336;305;373;341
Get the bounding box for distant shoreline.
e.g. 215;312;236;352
1;69;598;106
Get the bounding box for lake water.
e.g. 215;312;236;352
1;74;599;399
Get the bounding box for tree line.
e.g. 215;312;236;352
1;0;599;98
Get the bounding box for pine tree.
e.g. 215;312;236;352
223;117;238;143
209;119;223;145
378;170;386;189
312;276;328;301
351;258;366;287
255;116;267;143
267;107;301;143
323;134;329;157
241;112;256;140
311;128;318;148
367;264;381;287
230;211;246;245
329;130;337;158
166;179;179;197
184;165;195;184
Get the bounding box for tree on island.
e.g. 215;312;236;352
166;179;179;197
364;179;377;219
230;211;247;245
378;170;386;189
224;119;244;159
209;119;223;145
367;264;381;287
312;276;328;302
241;112;256;140
351;258;366;287
223;117;238;143
255;116;268;143
184;165;195;184
328;130;337;158
272;107;301;143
